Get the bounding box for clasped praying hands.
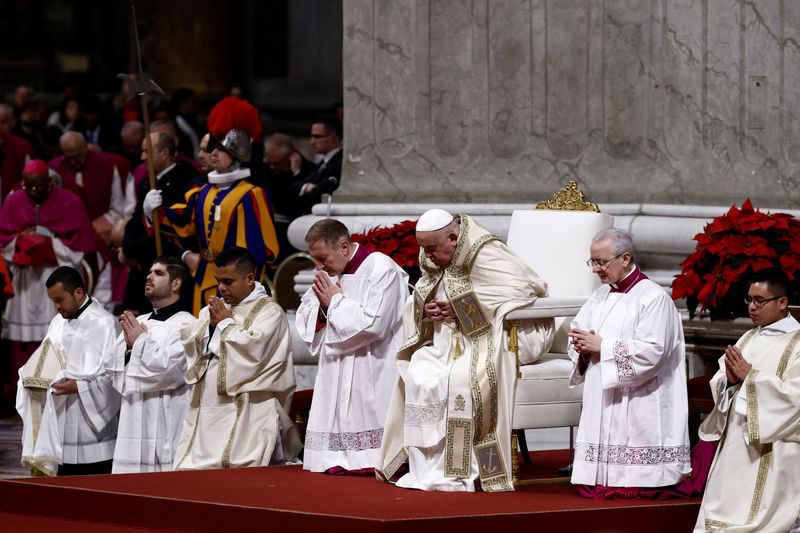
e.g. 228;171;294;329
424;299;455;323
724;345;752;384
312;271;342;310
120;311;147;349
208;296;233;327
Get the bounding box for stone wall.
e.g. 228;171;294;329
341;0;800;208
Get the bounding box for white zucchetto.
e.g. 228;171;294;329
416;209;454;232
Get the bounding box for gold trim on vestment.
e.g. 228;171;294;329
535;179;600;212
216;297;270;396
175;395;203;470
705;519;732;532
221;395;244;468
382;448;408;480
742;328;800;523
22;339;65;390
444;418;472;477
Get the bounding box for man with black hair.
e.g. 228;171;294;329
17;266;120;476
174;246;300;470
121;131;199;314
696;268;800;532
293;115;343;214
110;257;195;473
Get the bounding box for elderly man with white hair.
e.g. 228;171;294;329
568;227;690;498
377;209;554;492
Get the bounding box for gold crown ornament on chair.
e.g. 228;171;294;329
536;179;600;212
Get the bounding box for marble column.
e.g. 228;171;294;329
341;0;800;208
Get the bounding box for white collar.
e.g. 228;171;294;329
156;162;177;182
320;147;342;164
208;167;250;186
758;314;800;336
231;282;266;308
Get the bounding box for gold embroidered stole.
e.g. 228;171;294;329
706;327;800;530
408;215;511;490
176;296;271;470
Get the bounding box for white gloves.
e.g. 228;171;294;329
143;189;163;221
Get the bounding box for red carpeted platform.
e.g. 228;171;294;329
0;453;701;533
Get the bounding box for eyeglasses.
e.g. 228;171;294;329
22;184;47;192
744;295;782;307
586;253;624;270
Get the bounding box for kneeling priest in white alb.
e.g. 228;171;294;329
568;228;690;498
695;268;800;533
110;257;196;473
17;266;120;476
174;247;301;470
297;219;407;474
377;210;554;492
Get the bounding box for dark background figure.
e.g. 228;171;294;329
121;131;199;314
258;132;315;261
292;115;343;215
171;87;203;161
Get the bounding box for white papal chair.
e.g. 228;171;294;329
504;180;613;481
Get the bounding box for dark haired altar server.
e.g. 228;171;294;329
110;257;196;473
17;266;120;476
296;219;407;474
695;268;800;532
174;247;300;470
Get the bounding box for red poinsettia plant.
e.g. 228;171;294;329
352;220;421;283
672;199;800;319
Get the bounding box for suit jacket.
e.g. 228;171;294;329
292;149;343;215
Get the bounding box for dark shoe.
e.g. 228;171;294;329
558;463;573;476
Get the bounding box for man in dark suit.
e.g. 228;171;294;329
293;115;343;214
120;131;199;314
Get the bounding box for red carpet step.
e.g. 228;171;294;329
0;462;700;532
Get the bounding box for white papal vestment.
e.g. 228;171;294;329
16;298;121;475
110;309;195;473
174;283;301;470
695;315;800;533
568;269;691;488
378;215;554;492
296;249;407;472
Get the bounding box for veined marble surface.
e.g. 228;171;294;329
342;0;800;207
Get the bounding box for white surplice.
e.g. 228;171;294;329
296;250;408;472
16;298;121;476
568;271;691;488
174;283;301;470
695;315;800;533
3;235;84;342
109;310;195;473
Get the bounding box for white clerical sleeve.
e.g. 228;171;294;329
103;166;126;224
51;237;84;266
741;360;800;445
567;294;597;386
317;267;406;357
699;367;739;441
122;171;136;219
75;325;121;434
597;292;679;390
124;320;193;394
2;239;14;261
295;290;326;357
216;302;292;395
